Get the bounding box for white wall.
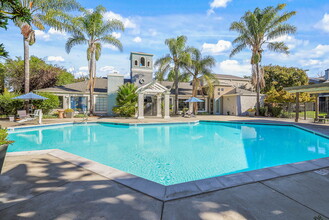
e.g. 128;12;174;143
238;95;265;116
222;96;237;115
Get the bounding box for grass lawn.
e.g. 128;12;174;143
288;111;327;119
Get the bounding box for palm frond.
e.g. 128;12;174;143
267;42;289;54
65;35;87;53
99;35;123;51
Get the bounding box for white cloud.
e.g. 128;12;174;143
148;29;157;36
202;40;232;55
48;28;67;37
35;30;50;41
104;11;137;29
103;44;120;51
67;67;75;72
315;13;329;32
112;32;121;39
208;0;232;14
216;59;251;76
133;36;142;43
269;35;309;50
100;65;119;74
79;66;89;71
47;56;65;62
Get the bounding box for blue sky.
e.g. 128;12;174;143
1;0;329;78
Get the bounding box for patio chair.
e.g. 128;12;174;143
17;110;28;120
17;109;41;123
314;115;328;124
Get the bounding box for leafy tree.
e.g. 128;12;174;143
12;0;81;94
230;4;296;115
155;35;191;114
65;6;124;115
184;48;216;114
3;56;75;92
112;83;138;117
33;92;59;114
262;65;312;103
0;90;24;115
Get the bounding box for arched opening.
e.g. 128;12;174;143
134;60;138;66
147;61;150;67
140;57;145;67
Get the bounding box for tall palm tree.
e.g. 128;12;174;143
155;35;191;114
229;3;296;115
13;0;81;94
184;48;216;114
65;6;124;115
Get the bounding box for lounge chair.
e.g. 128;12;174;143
17;109;41;123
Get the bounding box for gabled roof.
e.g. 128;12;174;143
137;81;169;94
214;74;250;81
36;78;108;94
160;81;193;96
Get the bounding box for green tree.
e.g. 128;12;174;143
184;48;216;114
65;6;124;115
0;0;32;59
262;65;311;103
3;56;75;92
155;36;191;114
230;3;296;115
0;90;24;116
112;83;138;117
12;0;81;94
33;92;59;114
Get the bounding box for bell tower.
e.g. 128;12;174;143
130;52;153;87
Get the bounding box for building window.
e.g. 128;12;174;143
58;96;64;108
221;88;224;91
218;92;220;95
218;88;221;92
197;99;206;111
71;96;88;112
95;97;107;112
147;61;150;67
134;60;138;66
140;57;145;66
178;99;188;111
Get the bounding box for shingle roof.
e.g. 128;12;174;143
36;78;108;94
160;81;193;96
214;74;250;81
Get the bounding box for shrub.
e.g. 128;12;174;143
64;108;74;113
259;106;268;116
0;91;24;116
0;129;14;145
32;92;59;115
269;106;283;117
112;83;138;117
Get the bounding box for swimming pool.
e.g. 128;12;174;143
8;121;329;185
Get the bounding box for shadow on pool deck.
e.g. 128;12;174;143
0;154;329;219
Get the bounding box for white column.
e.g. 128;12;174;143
157;95;162;117
164;93;170;119
138;93;144;119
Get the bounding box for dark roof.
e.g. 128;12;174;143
160;81;193;96
223;88;257;96
214;74;250;81
309;77;326;84
37;78;108;94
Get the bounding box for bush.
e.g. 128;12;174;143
0;129;14;145
112;83;138;117
64;108;74;113
259;106;268;116
269;106;283;117
32;92;59;115
0;91;24;116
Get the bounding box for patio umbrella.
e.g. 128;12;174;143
12;92;48;114
12;92;48;100
184;97;204;103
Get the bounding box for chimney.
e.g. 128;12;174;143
325;69;329;81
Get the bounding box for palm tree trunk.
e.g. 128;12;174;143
256;63;261;116
192;77;198;115
24;36;30;94
174;65;179;115
89;52;95;116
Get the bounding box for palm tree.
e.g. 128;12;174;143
155;35;191;114
112;83;138;117
65;6;124;115
13;0;81;94
229;4;296;115
184;48;216;114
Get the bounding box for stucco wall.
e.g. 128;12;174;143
222;96;237;115
238;95;265;116
107;74;124;116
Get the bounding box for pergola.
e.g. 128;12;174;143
284;83;329;122
136;81;171;119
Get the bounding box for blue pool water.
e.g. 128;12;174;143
8;121;329;185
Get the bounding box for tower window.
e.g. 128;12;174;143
140;57;145;67
134;60;138;66
147;61;150;67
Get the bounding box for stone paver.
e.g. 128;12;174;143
263;170;329;217
162;183;322;220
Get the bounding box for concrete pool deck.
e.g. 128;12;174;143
1;115;329;219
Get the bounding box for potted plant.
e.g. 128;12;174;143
247;108;256;117
0;128;14;173
64;109;75;118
